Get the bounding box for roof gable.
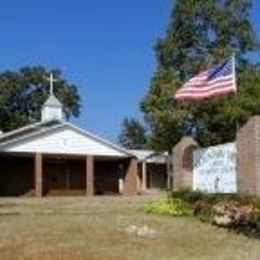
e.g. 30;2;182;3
0;122;132;157
0;120;62;144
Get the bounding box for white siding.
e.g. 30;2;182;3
2;127;127;157
41;106;63;122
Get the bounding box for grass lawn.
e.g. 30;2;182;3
0;194;259;260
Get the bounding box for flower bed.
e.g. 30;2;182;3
145;190;260;239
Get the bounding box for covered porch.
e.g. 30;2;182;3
0;152;138;197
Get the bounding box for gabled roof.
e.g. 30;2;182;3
43;94;62;108
0;120;134;157
0;120;62;144
64;122;134;157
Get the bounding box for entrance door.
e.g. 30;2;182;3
43;159;85;196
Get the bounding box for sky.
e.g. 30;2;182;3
0;0;259;142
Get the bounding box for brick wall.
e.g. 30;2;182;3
237;116;260;196
171;117;260;196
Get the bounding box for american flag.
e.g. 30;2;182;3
174;57;236;101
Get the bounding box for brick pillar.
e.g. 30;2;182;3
35;153;43;197
172;137;199;191
123;158;138;195
237;116;260;196
86;155;94;196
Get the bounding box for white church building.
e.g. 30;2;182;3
0;76;168;197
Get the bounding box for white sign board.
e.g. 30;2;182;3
193;143;237;193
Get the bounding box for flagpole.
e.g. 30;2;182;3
232;52;239;133
232;52;237;94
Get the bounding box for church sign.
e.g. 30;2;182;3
193;143;237;193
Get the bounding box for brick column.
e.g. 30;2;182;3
35;153;43;197
123;158;138;195
86;155;94;196
237;116;260;196
172;137;199;191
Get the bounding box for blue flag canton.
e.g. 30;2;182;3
207;58;233;81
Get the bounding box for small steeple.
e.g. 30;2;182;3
41;73;64;122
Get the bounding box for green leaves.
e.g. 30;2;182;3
0;66;81;132
118;118;147;149
141;0;260;149
144;198;193;217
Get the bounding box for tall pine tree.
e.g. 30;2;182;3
118;118;147;149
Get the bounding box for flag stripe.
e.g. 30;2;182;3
174;57;236;101
181;80;234;93
183;76;233;88
175;84;235;97
175;86;236;101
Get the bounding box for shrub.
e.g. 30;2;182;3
144;198;193;217
212;201;255;226
170;189;232;205
170;189;260;209
146;190;260;239
192;200;212;221
169;189;204;204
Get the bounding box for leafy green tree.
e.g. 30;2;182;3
118;118;147;149
0;66;80;132
141;0;259;150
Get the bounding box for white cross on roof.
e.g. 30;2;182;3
46;73;58;95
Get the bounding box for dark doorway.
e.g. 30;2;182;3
0;156;34;196
43;158;86;196
147;163;167;190
95;160;121;195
